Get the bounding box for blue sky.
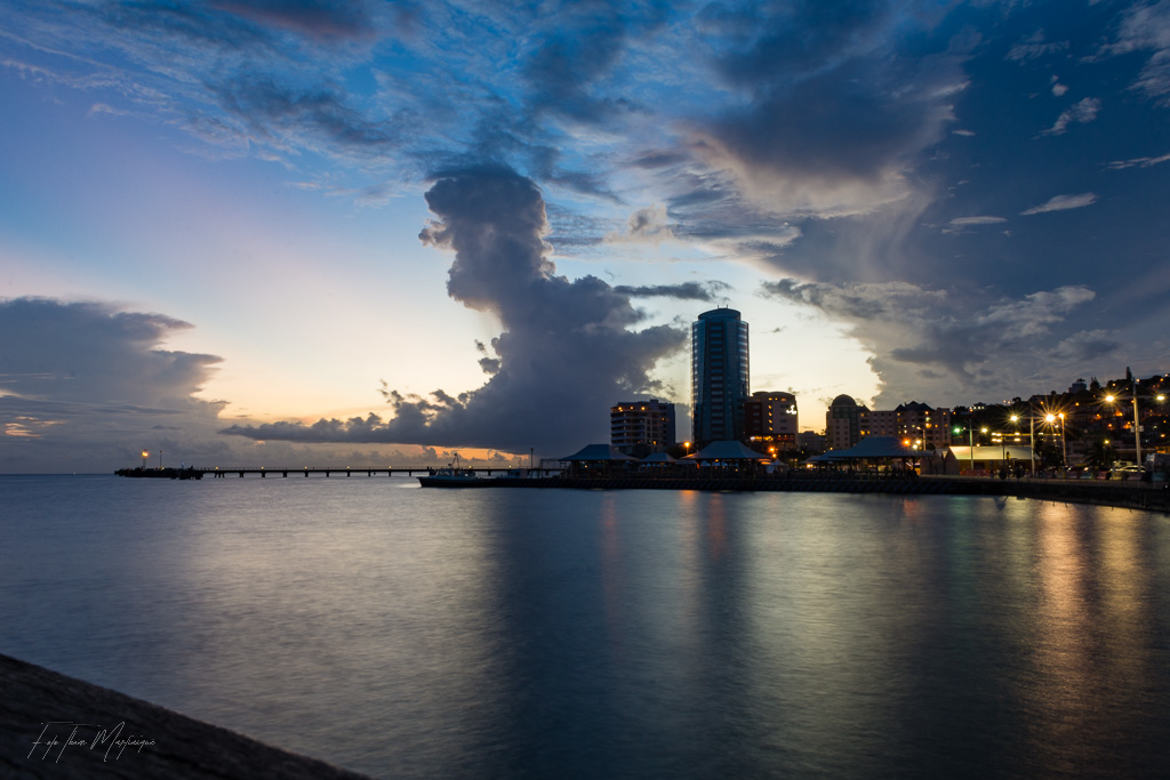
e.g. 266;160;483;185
2;0;1169;471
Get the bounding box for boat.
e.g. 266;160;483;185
417;456;488;487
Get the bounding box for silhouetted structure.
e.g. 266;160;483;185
744;391;798;451
826;394;865;450
692;308;749;446
610;399;675;455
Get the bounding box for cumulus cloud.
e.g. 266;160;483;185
760;279;1112;404
223;167;686;454
1020;192;1097;215
1041;97;1101;135
606;205;675;244
0;298;230;471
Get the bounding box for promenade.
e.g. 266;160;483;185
460;473;1170;513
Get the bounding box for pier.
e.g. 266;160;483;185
116;466;562;479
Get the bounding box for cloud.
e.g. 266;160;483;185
211;74;409;159
681;1;968;219
606;205;675;244
1106;151;1170;170
760;279;1110;405
1107;0;1170;102
948;216;1008;226
1020;192;1097;215
223;167;686;454
613;282;729;301
211;0;374;40
0;298;229;471
1041;97;1100;135
1006;30;1069;62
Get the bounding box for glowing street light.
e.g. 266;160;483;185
141;449;150;469
1103;377;1145;467
953;424;976;473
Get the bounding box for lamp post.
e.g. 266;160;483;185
953;424;975;473
1010;412;1039;476
141;449;150;470
1105;385;1143;467
1044;413;1066;473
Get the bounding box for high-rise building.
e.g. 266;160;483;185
610;399;676;455
744;391;798;450
826;394;866;450
692;308;749;445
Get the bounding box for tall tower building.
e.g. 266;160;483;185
692;308;749;445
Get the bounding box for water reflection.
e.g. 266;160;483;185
3;478;1170;777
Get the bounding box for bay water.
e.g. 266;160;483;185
3;474;1170;777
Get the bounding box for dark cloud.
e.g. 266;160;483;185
707;0;894;87
0;298;227;472
614;282;728;301
212;74;408;156
212;0;374;40
521;1;667;123
224;167;686;454
761;278;1120;405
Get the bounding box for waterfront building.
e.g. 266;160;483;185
797;430;827;454
860;402;951;450
826;394;866;450
610;399;676;456
692;308;750;446
744;391;798;452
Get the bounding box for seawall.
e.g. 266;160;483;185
1;653;368;779
452;474;1170;513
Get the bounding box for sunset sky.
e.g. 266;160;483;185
2;0;1169;471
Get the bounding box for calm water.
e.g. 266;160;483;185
3;475;1170;778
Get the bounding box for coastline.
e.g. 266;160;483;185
1;653;368;779
432;473;1170;513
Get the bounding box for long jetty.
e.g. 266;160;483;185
115;466;560;479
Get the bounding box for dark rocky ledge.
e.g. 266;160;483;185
0;653;369;779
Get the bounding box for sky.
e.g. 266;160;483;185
2;0;1169;472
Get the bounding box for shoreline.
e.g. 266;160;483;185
426;474;1170;513
0;653;368;779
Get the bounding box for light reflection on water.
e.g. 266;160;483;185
2;476;1170;777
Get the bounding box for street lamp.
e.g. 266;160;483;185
1044;413;1067;472
1104;384;1143;468
953;425;975;473
1009;412;1042;476
141;449;150;469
